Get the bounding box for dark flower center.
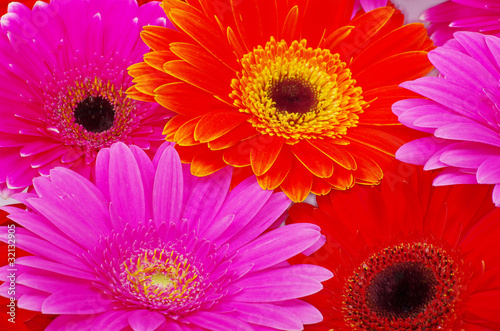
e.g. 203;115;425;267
366;262;437;318
268;77;318;114
74;96;115;133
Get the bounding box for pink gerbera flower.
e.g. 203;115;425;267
422;0;500;45
354;0;388;13
395;31;500;206
0;142;330;330
0;0;172;198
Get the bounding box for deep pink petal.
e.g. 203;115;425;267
128;310;165;331
42;287;114;314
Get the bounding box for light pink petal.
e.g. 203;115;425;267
109;142;145;227
128;310;166;331
492;184;500;207
42;286;114;314
17;270;89;294
359;0;387;12
153;146;183;226
46;315;96;331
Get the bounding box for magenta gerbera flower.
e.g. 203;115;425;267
0;142;330;330
354;0;388;13
422;0;500;45
395;31;500;206
0;0;172;198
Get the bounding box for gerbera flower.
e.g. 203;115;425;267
288;161;500;330
0;141;330;330
395;31;500;206
0;0;173;198
422;0;500;46
128;0;434;202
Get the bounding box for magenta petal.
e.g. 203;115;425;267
109;142;145;228
185;311;253;331
42;287;114;314
227;192;291;251
492;184;500;207
128;310;165;331
45;315;97;331
130;145;156;222
275;299;323;325
230;223;321;274
91;310;131;331
153;146;183;226
433;168;478;186
439;142;500;168
476;156;500;184
16;256;95;280
396;137;449;166
17;271;89;293
434;123;500;147
95;147;111;201
224;302;303;330
17;292;49;311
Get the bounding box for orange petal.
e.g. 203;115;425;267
144;50;178;72
325;25;354;50
133;72;177;97
194;111;251;143
256;146;293;190
168;8;239;71
174;116;202;146
163;60;230;97
126;85;156;103
354;51;433;90
349;145;384;184
128;62;158;78
141;26;192;51
280;159;313;202
163;115;193;140
208;121;259;150
308;138;357;170
291;141;334;178
170;42;235;82
311;177;332;196
324;165;354;190
250;136;285;176
155;82;228;116
191;148;226;176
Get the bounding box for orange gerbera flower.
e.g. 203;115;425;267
128;0;434;201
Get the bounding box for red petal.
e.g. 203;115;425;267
174;116;202;146
311;177;332;196
346;127;405;156
324;165;354;190
141;26;192;51
144;50;178;72
223;142;251;167
163;115;193;140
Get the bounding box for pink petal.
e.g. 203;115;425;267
185;311;253;331
91;310;131;331
128;310;166;331
476;156;500;184
42;287;114;314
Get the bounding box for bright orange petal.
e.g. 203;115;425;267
324;165;354;190
208;121;259;150
308;138;357;170
250;136;285;176
174;116;202;146
191;148;226;176
141;25;191;51
256;146;293;190
222;142;251;167
291;141;334;178
280;159;313;202
311;177;332;196
194;111;250;143
163;115;193;140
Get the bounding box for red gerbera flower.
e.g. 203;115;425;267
288;162;500;330
128;0;434;201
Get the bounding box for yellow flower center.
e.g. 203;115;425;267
123;249;200;303
230;37;366;144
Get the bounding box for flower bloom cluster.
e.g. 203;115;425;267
0;0;499;330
